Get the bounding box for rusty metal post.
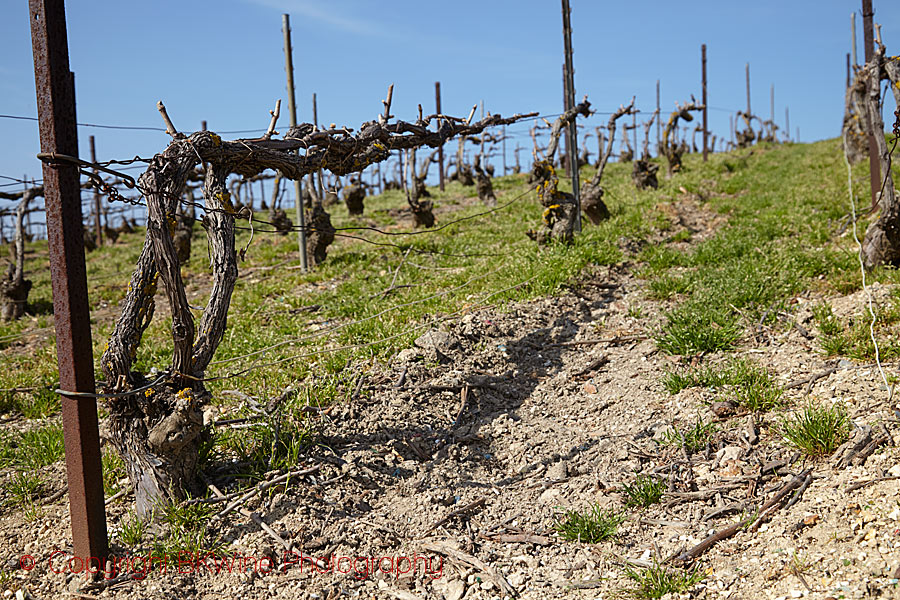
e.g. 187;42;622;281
89;136;102;247
702;44;708;161
435;81;445;191
561;0;581;232
28;0;108;571
281;14;308;271
862;0;881;209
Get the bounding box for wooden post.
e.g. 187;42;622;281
29;0;108;572
561;0;581;232
785;107;790;142
770;84;775;140
281;14;308;272
502;125;507;175
201;120;207;131
745;62;751;116
862;0;880;209
561;65;571;176
851;11;858;67
656;79;661;155
702;44;708;161
846;52;851;88
435;81;445;191
480;100;485;167
312;92;324;199
89;136;102;246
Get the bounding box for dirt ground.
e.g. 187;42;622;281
4;199;900;600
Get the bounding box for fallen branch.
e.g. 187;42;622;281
211;464;321;517
784;362;839;391
672;470;811;565
846;475;900;493
422;496;486;535
479;532;551;545
422;541;516;597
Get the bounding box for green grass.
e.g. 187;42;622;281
3;471;44;509
781;402;851;457
656;303;743;354
102;448;127;497
118;509;146;547
553;504;625;543
812;298;900;360
646;273;692;300
662;358;782;411
622;475;666;508
0;424;65;470
659;417;718;453
0;386;59;420
622;560;705;599
147;499;222;558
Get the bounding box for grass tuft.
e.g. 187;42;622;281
659;418;718;453
0;424;65;470
781;402;851;457
622;559;705;599
119;510;146;547
148;499;222;557
3;471;44;509
622;475;666;508
656;304;742;355
553;504;625;543
661;358;782;411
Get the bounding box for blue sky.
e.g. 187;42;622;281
1;0;898;199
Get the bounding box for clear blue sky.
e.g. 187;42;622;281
1;0;898;199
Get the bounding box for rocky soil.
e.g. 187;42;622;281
3;200;900;600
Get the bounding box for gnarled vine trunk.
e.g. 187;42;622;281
860;47;900;268
0;188;41;321
474;156;496;207
100;107;535;514
580;99;635;224
662;101;703;177
343;180;366;216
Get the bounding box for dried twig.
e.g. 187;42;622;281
213;465;321;517
453;385;469;428
423;496;486;536
672;470;811;565
264;99;281;140
422;541;516;597
156;100;179;138
208;481;292;553
552;335;646;347
846;475;900;492
784;362;839;391
478;532;551;545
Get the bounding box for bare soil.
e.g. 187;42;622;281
4;199;900;600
